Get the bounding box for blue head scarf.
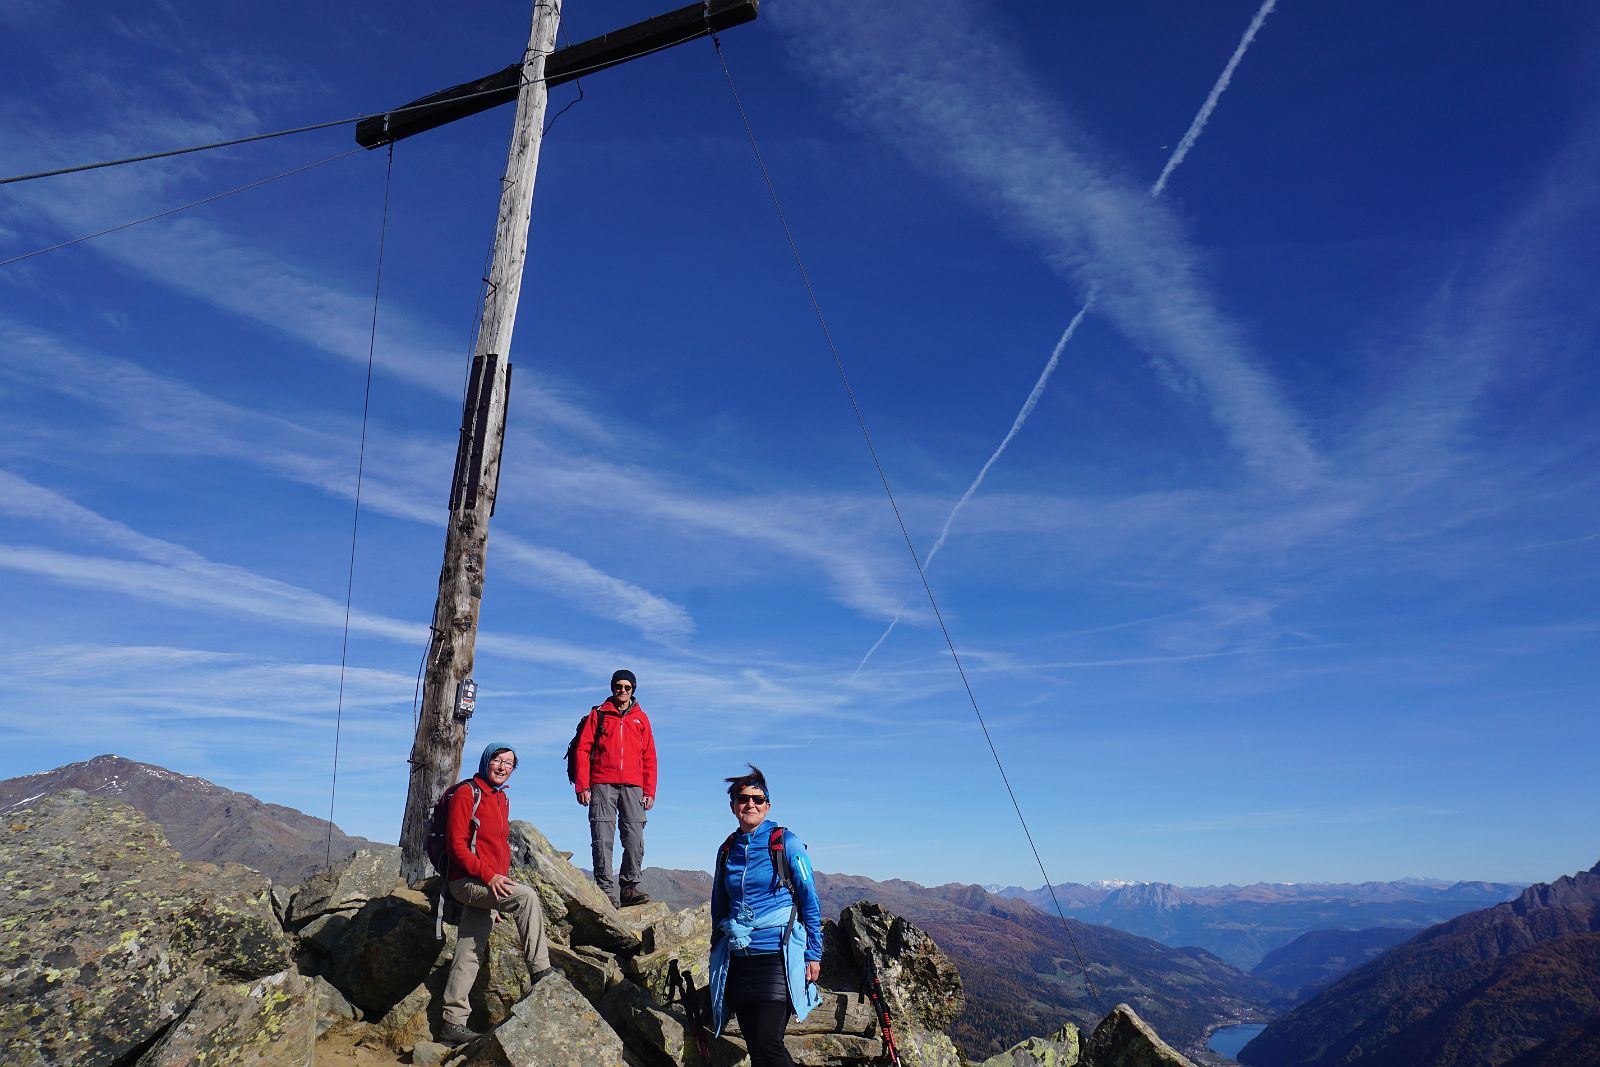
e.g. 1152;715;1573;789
477;741;516;790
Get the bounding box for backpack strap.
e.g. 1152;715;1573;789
586;705;611;774
434;779;484;941
714;831;739;883
766;826;803;949
464;781;484;856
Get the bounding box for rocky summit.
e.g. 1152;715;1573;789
0;789;1198;1066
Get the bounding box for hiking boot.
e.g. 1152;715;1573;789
438;1022;483;1046
620;888;651;907
530;966;555;985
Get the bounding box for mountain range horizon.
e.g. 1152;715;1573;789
5;752;1570;1060
0;752;1530;892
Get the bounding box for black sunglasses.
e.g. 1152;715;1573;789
733;793;768;806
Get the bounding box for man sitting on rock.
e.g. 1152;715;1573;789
439;742;552;1046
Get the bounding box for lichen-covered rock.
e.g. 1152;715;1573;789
1081;1005;1194;1067
552;941;623;1006
625;904;714;1002
286;846;401;926
323;889;449;1017
982;1023;1081;1067
601;979;748;1067
893;1027;964;1067
296;909;358;954
619;899;675;937
136;969;315;1066
602;980;690;1061
508;820;641;953
789;1033;881;1066
837;902;964;1032
476;903;540;1026
271;884;293;924
310;974;360;1036
790;991;877;1037
0;791;292;1067
459;970;630;1067
366;970;444;1051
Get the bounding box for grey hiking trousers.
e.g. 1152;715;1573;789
588;782;647;901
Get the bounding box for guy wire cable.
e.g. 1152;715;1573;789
709;34;1109;1018
1;31;721;189
326;144;395;867
0;149;359;270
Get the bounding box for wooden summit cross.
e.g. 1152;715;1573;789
371;0;761;883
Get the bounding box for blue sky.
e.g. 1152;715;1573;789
2;0;1596;889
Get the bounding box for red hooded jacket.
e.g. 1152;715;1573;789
446;773;512;883
573;699;657;796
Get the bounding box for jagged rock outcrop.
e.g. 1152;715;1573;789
458;971;629;1067
622;900;715;1001
0;785;1204;1067
323;887;449;1017
282;845;402;953
134;969;316;1067
1081;1005;1195;1066
838;901;965;1032
981;1022;1081;1067
0;791;297;1066
508;820;640;952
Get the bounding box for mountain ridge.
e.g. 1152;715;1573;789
994;877;1523;969
0;754;380;885
1238;859;1600;1067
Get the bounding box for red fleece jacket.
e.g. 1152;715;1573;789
574;700;657;796
446;774;511;883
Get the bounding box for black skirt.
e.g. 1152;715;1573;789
727;951;788;1005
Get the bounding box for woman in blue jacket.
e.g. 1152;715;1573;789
708;765;823;1067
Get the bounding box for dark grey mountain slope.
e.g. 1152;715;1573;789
0;754;380;885
1239;859;1600;1067
1250;927;1419;1002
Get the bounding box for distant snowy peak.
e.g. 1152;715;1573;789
1090;879;1145;889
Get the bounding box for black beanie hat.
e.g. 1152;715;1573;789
611;669;637;692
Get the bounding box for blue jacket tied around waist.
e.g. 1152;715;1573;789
708;821;823;1033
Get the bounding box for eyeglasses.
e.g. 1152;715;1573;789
733;794;768;806
488;758;516;768
612;682;634;691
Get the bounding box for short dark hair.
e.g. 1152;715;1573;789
725;764;769;801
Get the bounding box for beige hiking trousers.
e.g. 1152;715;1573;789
442;877;550;1026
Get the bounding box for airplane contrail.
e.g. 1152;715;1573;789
852;0;1280;677
1152;0;1279;199
852;298;1095;678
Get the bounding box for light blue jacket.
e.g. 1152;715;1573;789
708;821;823;1034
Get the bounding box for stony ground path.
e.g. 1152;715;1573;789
314;1028;410;1065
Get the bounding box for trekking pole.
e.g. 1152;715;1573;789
854;941;903;1067
668;959;714;1063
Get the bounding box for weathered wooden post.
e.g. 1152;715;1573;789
396;0;563;883
365;0;762;882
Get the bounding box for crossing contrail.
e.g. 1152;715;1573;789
852;1;1280;677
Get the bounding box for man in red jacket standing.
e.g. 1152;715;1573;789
438;742;551;1046
574;669;657;907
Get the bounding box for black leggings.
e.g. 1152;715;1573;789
734;1001;797;1067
